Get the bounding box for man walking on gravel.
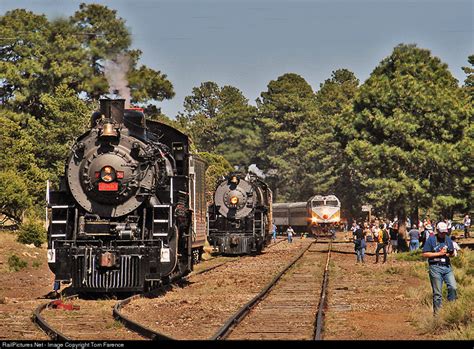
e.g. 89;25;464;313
422;221;457;314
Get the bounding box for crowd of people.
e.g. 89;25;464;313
350;214;471;314
350;215;469;265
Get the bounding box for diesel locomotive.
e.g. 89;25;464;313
273;195;341;236
207;172;272;255
46;99;207;293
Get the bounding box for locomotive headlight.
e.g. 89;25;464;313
311;217;317;223
230;196;239;205
100;166;115;182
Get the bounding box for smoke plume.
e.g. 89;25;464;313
104;53;131;108
248;164;266;179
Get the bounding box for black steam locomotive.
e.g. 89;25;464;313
47;99;207;293
207;172;272;255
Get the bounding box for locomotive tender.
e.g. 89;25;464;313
47;99;207;293
208;172;272;255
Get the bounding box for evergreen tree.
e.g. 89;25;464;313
178;82;260;167
462;54;474;100
257;73;318;201
177;81;221;151
71;3;174;103
314;69;360;221
346;44;472;232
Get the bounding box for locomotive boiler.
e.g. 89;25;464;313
46;99;207;293
207;172;272;255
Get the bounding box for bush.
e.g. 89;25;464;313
17;220;46;247
8;254;28;272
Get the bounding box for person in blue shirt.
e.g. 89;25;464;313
272;223;277;243
422;221;457;314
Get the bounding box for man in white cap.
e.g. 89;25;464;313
422;221;457;314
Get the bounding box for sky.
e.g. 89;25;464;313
1;0;472;118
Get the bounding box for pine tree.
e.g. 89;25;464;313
346;44;472;232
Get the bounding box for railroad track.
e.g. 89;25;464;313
112;240;333;341
33;237;303;341
32;250;251;340
112;237;288;340
211;241;332;340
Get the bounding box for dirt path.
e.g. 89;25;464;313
0;230;440;340
122;238;314;339
0;231;53;339
324;240;433;340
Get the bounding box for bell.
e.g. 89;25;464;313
102;122;117;137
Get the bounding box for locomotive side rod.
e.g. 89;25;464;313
210;241;315;340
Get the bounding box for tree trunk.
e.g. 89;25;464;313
410;204;419;230
397;207;409;252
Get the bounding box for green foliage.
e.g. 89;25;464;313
26;84;90;182
257;73;319;201
314;69;360;219
0;171;31;224
0;5;173;111
0;113;47;223
178;82;261;167
17;220;46;247
345;44;473;224
0;5;174;224
197;152;233;203
462;55;474;100
70;3;174;103
8;254;28;272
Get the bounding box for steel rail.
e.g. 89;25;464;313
314;241;332;340
210;241;316;340
33;295;78;340
113;292;173;340
112;256;246;340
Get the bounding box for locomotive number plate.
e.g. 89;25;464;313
98;182;119;191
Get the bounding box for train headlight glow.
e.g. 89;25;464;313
230;196;239;205
311;217;317;223
101;166;115;182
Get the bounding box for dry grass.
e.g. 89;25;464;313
407;248;474;339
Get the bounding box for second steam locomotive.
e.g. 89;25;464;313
208;172;272;255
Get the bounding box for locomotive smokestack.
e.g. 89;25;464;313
100;99;125;125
